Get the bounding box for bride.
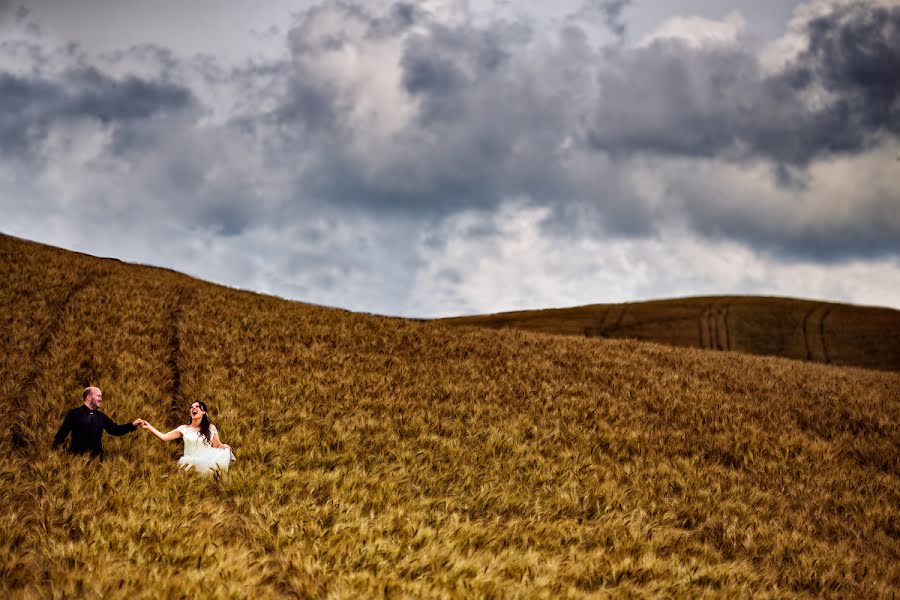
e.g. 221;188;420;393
141;401;235;476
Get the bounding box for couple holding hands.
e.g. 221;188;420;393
53;386;235;476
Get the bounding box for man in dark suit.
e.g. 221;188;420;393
53;386;145;457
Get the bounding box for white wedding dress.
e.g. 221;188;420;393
177;424;234;476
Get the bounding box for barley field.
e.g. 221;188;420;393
2;233;898;598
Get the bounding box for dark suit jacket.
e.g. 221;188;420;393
53;405;136;457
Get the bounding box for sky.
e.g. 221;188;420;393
1;0;898;317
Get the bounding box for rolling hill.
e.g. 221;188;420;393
441;296;900;371
1;233;898;598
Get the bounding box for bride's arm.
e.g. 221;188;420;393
211;428;231;451
141;422;182;442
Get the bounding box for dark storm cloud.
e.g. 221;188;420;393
253;0;900;259
664;168;900;261
0;67;195;160
2;3;39;34
400;21;516;122
272;3;425;137
273;6;589;219
61;68;194;121
738;216;900;262
576;0;632;40
584;2;900;260
586;42;856;165
0;1;20;21
2;0;898;272
802;4;900;135
587;2;900;165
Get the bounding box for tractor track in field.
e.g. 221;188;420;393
584;305;628;338
10;272;106;452
802;304;833;364
164;286;195;423
698;303;731;351
819;307;833;364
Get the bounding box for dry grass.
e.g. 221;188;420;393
2;233;899;598
441;296;900;372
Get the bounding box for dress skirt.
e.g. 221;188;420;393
178;447;234;476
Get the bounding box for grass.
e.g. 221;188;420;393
1;233;899;598
440;296;900;372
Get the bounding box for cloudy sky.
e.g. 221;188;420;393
2;0;898;317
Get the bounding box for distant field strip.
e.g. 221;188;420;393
443;296;900;371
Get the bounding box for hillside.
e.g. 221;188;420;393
1;233;899;598
440;296;900;371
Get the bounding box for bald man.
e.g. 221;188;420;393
53;387;144;458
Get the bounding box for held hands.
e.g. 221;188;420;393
132;419;150;429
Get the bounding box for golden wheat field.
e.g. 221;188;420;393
1;233;899;598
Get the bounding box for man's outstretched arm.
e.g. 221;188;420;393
101;413;138;436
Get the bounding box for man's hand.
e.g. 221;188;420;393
133;418;148;428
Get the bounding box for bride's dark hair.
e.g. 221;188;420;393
189;401;213;446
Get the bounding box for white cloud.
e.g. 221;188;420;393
409;201;900;317
286;4;417;156
638;11;747;48
639;139;900;253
